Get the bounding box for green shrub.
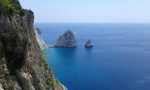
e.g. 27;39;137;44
8;7;15;15
39;59;49;70
0;0;24;16
0;0;14;15
46;78;54;87
19;9;26;16
1;27;28;74
56;80;61;86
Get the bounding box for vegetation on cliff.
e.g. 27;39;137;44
0;0;29;16
0;0;66;90
1;27;28;74
0;26;28;89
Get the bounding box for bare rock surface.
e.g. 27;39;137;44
84;39;93;48
54;30;77;47
34;28;48;50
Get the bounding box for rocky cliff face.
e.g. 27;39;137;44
54;30;77;47
34;28;48;50
35;28;42;35
0;1;66;90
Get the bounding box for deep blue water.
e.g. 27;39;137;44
35;23;150;90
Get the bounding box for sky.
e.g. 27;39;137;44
19;0;150;23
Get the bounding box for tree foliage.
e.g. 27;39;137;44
1;27;28;74
0;0;25;16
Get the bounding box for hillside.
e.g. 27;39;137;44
0;0;66;90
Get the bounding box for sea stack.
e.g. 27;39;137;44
84;39;93;48
54;30;77;47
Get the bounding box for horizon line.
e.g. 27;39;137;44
34;22;150;24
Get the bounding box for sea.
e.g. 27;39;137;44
34;23;150;90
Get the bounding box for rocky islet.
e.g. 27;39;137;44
84;39;93;48
54;30;93;48
54;30;77;47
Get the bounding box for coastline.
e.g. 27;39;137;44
34;28;67;90
34;28;49;50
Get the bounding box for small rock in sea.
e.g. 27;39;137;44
84;39;93;48
54;30;77;47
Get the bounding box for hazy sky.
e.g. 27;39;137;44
20;0;150;23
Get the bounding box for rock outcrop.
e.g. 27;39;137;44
34;28;48;50
54;30;77;47
0;0;67;90
84;39;93;48
0;84;4;90
35;27;42;34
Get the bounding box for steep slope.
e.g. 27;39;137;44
0;0;66;90
34;28;48;50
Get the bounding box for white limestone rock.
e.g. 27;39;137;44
34;28;49;50
0;84;4;90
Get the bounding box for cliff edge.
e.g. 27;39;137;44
34;28;48;50
0;0;66;90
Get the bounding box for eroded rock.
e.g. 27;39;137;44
54;30;77;47
84;39;93;48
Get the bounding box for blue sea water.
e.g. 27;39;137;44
35;23;150;90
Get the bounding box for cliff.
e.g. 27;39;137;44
0;0;66;90
34;28;48;50
54;30;77;47
35;28;42;35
